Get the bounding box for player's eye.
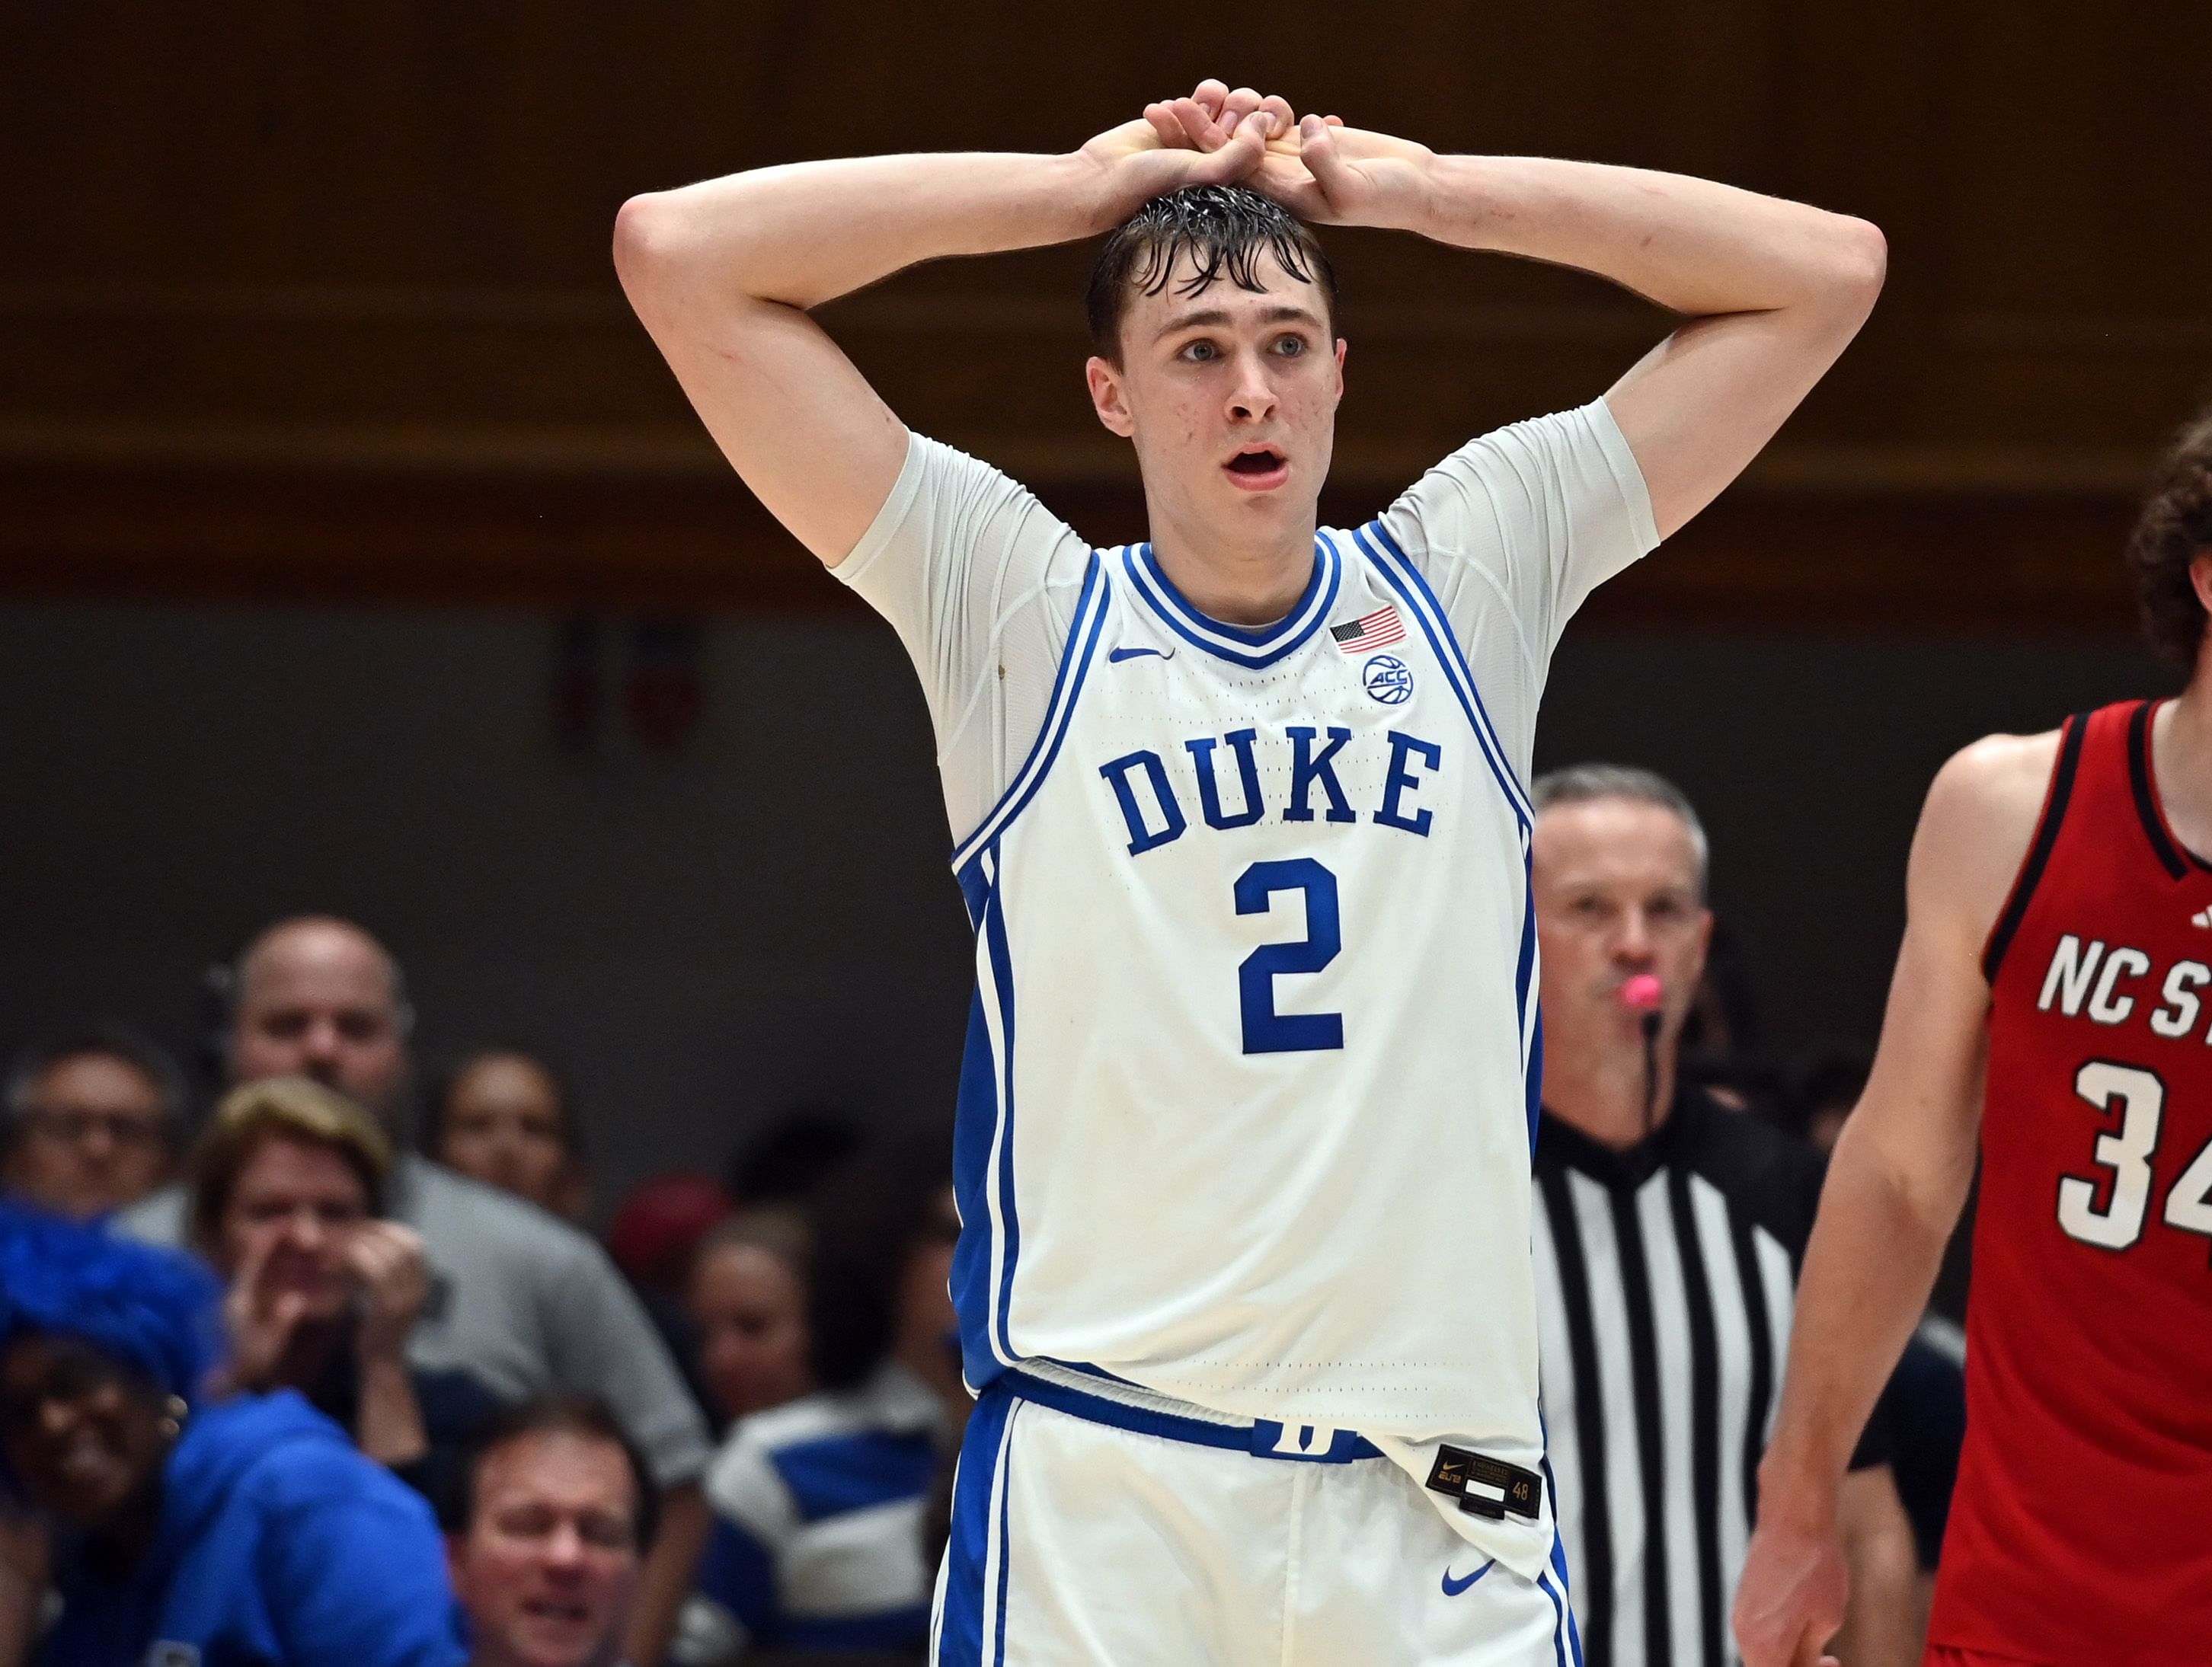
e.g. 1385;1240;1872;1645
1178;340;1219;363
1274;334;1307;357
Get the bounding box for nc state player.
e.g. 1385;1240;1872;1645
1737;404;2212;1667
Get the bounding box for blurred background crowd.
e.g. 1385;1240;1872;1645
0;826;1971;1666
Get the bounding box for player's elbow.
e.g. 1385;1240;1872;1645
612;191;686;294
1819;215;1888;318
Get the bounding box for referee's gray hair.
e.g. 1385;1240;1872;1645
1531;763;1710;896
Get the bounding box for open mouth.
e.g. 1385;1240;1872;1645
1223;445;1290;491
522;1596;593;1627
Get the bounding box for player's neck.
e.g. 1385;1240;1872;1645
2154;667;2212;864
1543;1039;1680;1152
1143;500;1318;629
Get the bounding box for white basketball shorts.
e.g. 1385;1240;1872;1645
932;1370;1582;1666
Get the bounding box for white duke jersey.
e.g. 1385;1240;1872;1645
836;399;1657;1575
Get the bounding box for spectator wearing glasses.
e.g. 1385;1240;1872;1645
2;1025;187;1222
0;1202;462;1666
111;915;714;1667
447;1397;657;1667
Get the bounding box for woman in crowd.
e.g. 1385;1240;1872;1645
427;1047;590;1223
0;1202;461;1665
673;1138;963;1662
190;1075;500;1502
686;1209;814;1429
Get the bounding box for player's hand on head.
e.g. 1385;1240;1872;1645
1079;97;1274;219
1149;80;1299;155
1254;115;1434;228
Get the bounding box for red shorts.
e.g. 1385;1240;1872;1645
1925;1649;2050;1667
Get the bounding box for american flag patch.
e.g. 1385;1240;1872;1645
1329;605;1405;654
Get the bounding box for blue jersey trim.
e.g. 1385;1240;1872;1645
982;880;1021;1367
936;1385;1015;1666
1002;1368;1384;1464
950;552;1111;873
1121;535;1341;669
948;859;1026;1385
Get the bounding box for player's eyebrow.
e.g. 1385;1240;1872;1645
1156;303;1325;340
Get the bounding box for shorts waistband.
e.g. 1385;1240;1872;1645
999;1365;1384;1464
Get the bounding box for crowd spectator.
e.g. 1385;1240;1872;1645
110;915;714;1667
428;1048;591;1225
446;1397;657;1667
724;1107;866;1209
687;1209;814;1429
0;1202;462;1665
1;1025;187;1222
606;1174;738;1432
674;1143;961;1662
189;1075;500;1503
1526;764;1922;1667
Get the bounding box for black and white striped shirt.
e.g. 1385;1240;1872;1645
1533;1090;1875;1667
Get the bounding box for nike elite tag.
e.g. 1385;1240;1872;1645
1424;1445;1542;1522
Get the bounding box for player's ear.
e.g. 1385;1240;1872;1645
1332;337;1347;402
1086;356;1136;439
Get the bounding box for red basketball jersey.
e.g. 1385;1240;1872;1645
1931;700;2212;1665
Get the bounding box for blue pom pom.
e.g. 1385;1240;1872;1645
0;1202;222;1406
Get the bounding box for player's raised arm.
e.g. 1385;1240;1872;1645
1730;733;2054;1667
1165;105;1884;541
612;95;1289;566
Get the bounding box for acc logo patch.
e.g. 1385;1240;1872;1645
1362;654;1414;706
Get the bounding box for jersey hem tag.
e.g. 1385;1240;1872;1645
1424;1445;1542;1522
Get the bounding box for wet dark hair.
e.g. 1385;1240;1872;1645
2127;400;2212;671
449;1394;660;1551
1085;184;1339;363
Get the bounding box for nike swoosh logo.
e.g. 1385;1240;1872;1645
1108;646;1174;663
1441;1560;1496;1597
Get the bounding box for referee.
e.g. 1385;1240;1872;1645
1527;766;1919;1667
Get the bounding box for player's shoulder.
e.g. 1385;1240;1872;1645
1926;727;2067;834
1910;726;2070;949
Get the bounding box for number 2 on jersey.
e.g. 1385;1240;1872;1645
1234;859;1344;1054
2057;1059;2212;1251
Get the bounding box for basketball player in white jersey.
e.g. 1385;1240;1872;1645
617;82;1883;1665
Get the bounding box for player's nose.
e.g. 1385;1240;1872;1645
1224;350;1278;423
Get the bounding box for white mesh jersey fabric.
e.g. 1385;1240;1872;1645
832;399;1657;841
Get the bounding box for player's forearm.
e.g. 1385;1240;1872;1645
1759;1121;1960;1516
615;150;1112;315
1398;154;1884;323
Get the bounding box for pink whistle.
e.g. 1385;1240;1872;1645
1619;973;1664;1012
